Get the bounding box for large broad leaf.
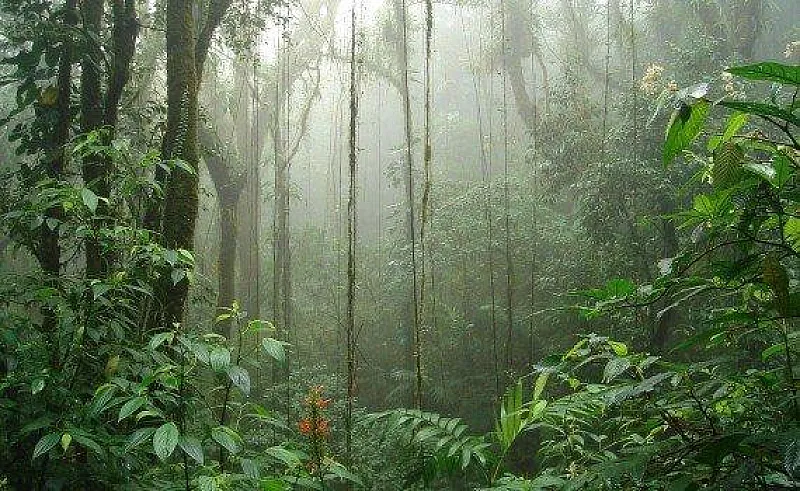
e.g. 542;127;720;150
726;62;800;86
262;338;287;364
718;101;800;129
265;445;302;467
81;187;98;213
153;422;179;461
209;345;231;371
602;357;631;383
226;365;251;396
179;435;204;465
785;218;800;252
664;100;710;166
32;432;60;460
211;426;240;454
123;427;156;454
118;396;147;422
712;141;744;189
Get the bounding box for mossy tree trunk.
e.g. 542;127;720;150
155;0;233;327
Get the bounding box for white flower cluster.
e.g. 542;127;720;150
640;63;665;95
785;41;800;59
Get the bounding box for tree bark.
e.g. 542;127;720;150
80;0;106;278
155;0;232;326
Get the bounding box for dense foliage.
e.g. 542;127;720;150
0;0;798;489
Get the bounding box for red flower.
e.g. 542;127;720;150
316;398;331;409
298;418;313;435
316;418;329;436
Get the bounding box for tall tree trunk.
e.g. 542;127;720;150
37;0;76;279
392;0;422;409
80;0;106;278
154;0;232;326
345;1;358;464
159;0;201;326
202;127;245;336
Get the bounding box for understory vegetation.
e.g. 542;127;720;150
1;0;799;489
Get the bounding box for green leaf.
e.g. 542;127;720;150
211;426;240;454
31;378;45;395
123;427;156;454
260;478;288;491
209;345;231;371
197;476;219;491
664;100;710;166
262;338;287;364
721;112;749;145
265;445;301;467
32;432;60;460
81;188;98;213
785;218;800;252
241;458;260;479
712;141;745;189
726;62;800;86
72;433;104;456
719;101;800;128
226;365;251;396
60;433;72;452
326;461;363;485
118;396;147;422
608;341;628;357
762;343;786;362
153;422;179;461
533;372;549;402
179;435;204;465
602;357;631;383
149;332;174;351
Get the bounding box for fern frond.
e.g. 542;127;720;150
362;408;490;472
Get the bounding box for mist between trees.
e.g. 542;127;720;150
1;0;800;489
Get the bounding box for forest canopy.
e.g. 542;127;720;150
1;0;799;489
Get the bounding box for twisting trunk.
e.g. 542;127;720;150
202;127;246;337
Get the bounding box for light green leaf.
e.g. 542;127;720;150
211;426;240;454
81;187;98;213
179;435;204;465
784;218;800;252
726;62;800;86
31;378;45;395
226;365;251;396
118;396;147;422
664;100;710;166
153;422;179;461
60;433;72;452
262;338;287;364
608;341;628;357
209;345;231;371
